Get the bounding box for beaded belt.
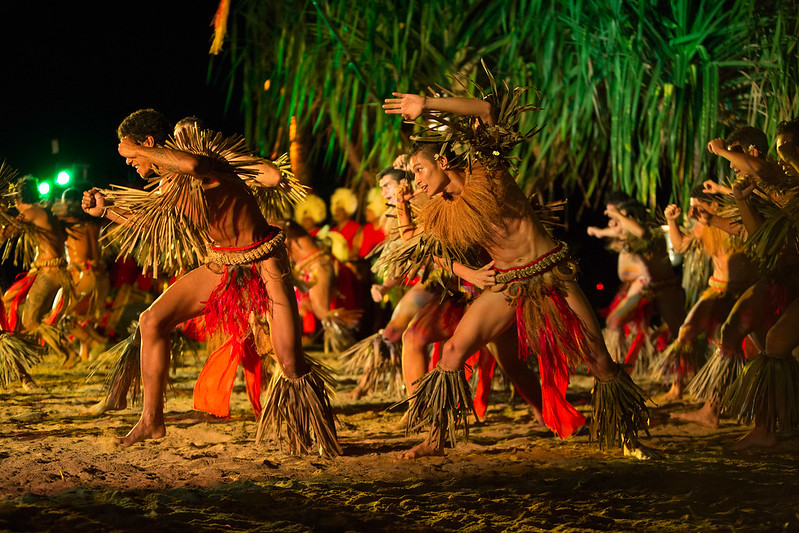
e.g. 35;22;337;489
494;242;569;284
31;257;67;270
205;230;285;266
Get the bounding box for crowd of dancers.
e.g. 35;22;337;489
2;74;799;460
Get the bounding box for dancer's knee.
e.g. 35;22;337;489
138;307;171;339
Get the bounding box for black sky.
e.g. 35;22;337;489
0;1;239;189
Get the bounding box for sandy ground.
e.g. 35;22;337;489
1;345;798;533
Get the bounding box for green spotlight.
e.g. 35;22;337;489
56;170;71;185
38;182;51;196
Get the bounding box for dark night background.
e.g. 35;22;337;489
0;1;236;190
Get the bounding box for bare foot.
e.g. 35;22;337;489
729;426;776;451
398;439;444;459
670;402;719;428
79;342;90;362
652;383;683;406
623;442;662;460
83;397;127;416
113;418;166;447
347;386;367;401
62;350;81;369
21;376;42;391
392;410;410;431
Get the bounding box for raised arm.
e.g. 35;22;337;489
707;138;784;186
605;204;645;238
383;93;494;126
663;204;688;252
732;178;762;238
243;159;282;188
586;225;618;239
81;188;131;225
118;137;213;179
395;179;423;242
703;179;732;196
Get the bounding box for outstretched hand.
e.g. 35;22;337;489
82;188;106;218
586;226;602;237
383;92;425;121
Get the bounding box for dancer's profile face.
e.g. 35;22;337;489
120;136;155;179
379;175;400;204
725;142;747;177
410;153;448;197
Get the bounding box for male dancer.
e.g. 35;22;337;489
82;109;340;455
384;89;653;459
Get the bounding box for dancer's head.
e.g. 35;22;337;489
376;167;408;205
407;142;457;197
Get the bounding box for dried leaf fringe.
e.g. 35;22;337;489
36;323;72;361
321;309;362;354
0;332;42;387
590;369;651;450
650;338;707;383
394;365;475;450
339;332;403;398
686;346;745;404
87;332;141;409
256;360;342;457
250;152;309;221
723;353;799;433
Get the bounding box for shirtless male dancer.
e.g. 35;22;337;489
82;109;339;455
2;176;71;387
384;91;653;459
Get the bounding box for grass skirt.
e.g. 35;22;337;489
650;338;706;383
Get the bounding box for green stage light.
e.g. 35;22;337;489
56;170;71;185
38;182;51;195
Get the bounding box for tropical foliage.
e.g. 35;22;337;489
207;0;799;213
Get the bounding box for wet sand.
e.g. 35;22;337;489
1;348;797;532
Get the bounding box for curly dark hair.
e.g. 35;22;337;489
618;199;650;224
407;141;459;167
376;166;408;184
117;109;171;144
13;175;39;204
724;126;768;155
283;219;310;241
776;117;799;139
689;184;722;205
174;116;206;132
604;190;632;208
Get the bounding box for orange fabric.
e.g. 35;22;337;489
193;336;262;418
3;273;36;331
464;348;496;420
517;292;586;439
